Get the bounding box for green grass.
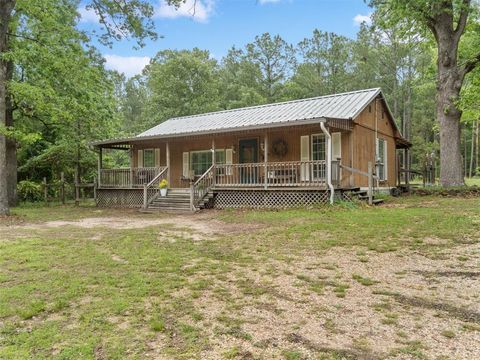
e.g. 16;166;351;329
1;196;479;358
465;177;480;187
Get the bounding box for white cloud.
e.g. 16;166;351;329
78;5;100;23
258;0;282;4
155;0;215;23
353;13;372;26
103;55;150;77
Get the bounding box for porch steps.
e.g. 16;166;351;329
141;189;214;212
349;189;384;205
145;189;193;213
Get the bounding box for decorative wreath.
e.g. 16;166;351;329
272;139;288;157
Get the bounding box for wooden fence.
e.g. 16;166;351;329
41;171;97;205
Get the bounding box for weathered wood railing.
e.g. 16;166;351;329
214;160;328;188
100;167;163;188
191;164;215;210
339;162;378;205
143;167;168;209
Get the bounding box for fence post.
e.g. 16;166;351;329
43;177;48;205
60;172;65;204
74;169;80;206
93;175;97;204
397;154;401;187
367;161;373;206
143;184;148;209
190;182;195;211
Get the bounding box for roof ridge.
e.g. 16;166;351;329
166;87;381;122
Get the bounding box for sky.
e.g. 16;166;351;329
77;0;373;77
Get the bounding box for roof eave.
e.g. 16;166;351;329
91;117;346;147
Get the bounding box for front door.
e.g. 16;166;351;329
239;139;258;184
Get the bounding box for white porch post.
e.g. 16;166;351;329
264;132;268;190
320;119;334;204
166;142;170;186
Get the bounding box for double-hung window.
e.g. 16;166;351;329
376;138;387;181
143;149;155;168
311;134;326;180
189;149;225;176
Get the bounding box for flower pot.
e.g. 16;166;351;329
160;188;167;197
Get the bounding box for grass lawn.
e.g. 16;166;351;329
1;196;480;359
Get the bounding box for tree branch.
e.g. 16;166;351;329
462;52;480;76
6;32;46;46
454;0;471;39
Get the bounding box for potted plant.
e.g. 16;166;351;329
159;179;169;197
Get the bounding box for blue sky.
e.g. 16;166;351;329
78;0;372;77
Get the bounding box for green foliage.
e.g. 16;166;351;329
16;180;42;202
142;48;222;128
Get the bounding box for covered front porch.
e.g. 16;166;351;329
93;119;350;210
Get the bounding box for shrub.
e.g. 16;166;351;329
17;180;43;202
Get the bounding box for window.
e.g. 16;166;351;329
311;134;326;180
215;149;226;175
143;149;155;167
189;149;225;176
376;138;387;181
311;134;325;161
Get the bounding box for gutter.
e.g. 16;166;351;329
319;119;335;205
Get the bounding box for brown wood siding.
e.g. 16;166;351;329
131;124;349;188
351;97;398;187
130;96;400;189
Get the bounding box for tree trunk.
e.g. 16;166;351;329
476;121;479;176
436;32;466;186
469;121;476;178
0;0;15;215
437;77;464;186
6;59;16;206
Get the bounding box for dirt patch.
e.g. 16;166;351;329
1;211;263;242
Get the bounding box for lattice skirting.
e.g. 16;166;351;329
97;188;157;208
213;189;348;209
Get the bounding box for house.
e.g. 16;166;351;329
92;88;411;211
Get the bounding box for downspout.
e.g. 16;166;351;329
320;119;334;204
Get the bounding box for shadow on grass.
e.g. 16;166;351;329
392;294;480;323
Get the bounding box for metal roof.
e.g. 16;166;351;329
91;87;407;147
138;88;382;138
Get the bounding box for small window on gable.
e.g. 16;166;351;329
368;105;372;113
382;110;385;119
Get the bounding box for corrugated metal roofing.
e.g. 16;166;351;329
138;88;382;138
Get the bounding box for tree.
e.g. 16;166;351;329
0;0;185;215
144;49;221;125
219;46;266;109
371;0;480;186
291;30;353;98
244;33;296;102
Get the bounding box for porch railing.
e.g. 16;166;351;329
99;167;164;188
191;164;215;210
143;167;169;209
214;160;329;188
